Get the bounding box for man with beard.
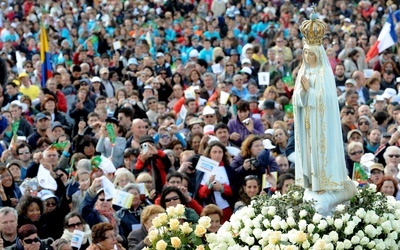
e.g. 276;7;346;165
27;112;52;150
334;63;347;87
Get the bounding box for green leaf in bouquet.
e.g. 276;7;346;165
106;123;116;143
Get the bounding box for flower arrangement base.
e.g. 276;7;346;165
303;180;358;217
207;184;400;249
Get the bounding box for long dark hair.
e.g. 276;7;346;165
159;186;187;209
203;141;230;167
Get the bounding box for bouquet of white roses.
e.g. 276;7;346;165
207;184;400;249
145;204;210;250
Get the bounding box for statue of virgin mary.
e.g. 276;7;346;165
293;13;348;193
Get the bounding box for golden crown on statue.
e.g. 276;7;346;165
300;10;327;46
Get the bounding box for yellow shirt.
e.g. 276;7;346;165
20;85;40;100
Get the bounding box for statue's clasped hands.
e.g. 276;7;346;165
301;76;310;91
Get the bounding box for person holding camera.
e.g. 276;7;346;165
227;100;264;147
231;135;279;187
134;136;171;194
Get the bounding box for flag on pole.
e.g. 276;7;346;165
366;11;397;62
40;25;52;88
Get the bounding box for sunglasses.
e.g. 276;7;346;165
358;121;369;126
148;101;156;105
67;222;83;228
205;115;214;118
98;198;113;202
388;154;400;158
24;237;40;244
244;175;258;181
161;135;171;139
349;150;363;156
165;196;180;202
345;111;355;115
195;92;201;95
81;83;89;86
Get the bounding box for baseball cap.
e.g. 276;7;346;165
189;50;199;58
241;58;251;65
344;18;351;23
360;153;375;168
370;163;384;172
203;125;215;135
139;135;154;145
128;58;138;65
37;189;59;202
18;72;29;79
263;139;276;150
230;49;239;55
345;79;356;87
106;117;119;125
51;122;63;131
376;95;385;102
144;84;153;90
156;52;165;58
91;76;102;83
382;88;397;99
347;129;362;141
36;113;49;122
99;68;109;75
263;100;275;110
240;67;252;75
202;106;216;116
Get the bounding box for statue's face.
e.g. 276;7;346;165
304;49;317;66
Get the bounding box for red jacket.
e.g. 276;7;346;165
56;90;67;113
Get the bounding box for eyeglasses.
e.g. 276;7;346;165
0;174;11;180
345;111;355;115
349;150;363;156
148;101;156;105
161;135;171;139
81;83;89;86
18;151;30;155
195;92;201;95
277;40;283;43
98;198;113;202
46;202;57;207
140;180;152;184
165;196;180;202
244;175;258;181
84;145;94;149
25;65;33;68
205;115;214;118
105;234;117;239
67;222;82;228
361;38;367;40
24;237;40;244
358;121;369;126
388;154;400;158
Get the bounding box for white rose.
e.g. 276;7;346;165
169;219;180;230
299;210;308;218
294;231;307;244
356;230;364;239
354;246;362;250
262;207;269;215
326;216;334;225
180;222;193;234
355;208;366;219
313;239;325;250
307;224;315;234
375;241;386;250
156;240;167;250
324;243;334;250
317;220;327;231
245;236;255;245
198;216;211;228
271;218;281;230
344;226;354;235
263;219;270;228
334;219;343;229
195;225;207;237
287;208;294;218
166;206;176;216
175;204;185;216
364;224;376;238
336;241;344;250
351;236;360;245
268;231;282;245
279;221;288;230
343;239;352;249
336;204;345;212
328;231;338;242
158;213;168;224
170;237;181;248
352;216;361;226
366;241;376;248
381;220;393;233
302;241;310;249
312;214;322;224
253;228;263;239
287;217;296;227
370;213;380;224
268;206;276;216
312;233;320;243
360;237;369;245
342;213;351;223
298;220;307;231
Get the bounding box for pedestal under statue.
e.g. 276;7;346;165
293;13;357;216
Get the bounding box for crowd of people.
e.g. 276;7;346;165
0;0;398;249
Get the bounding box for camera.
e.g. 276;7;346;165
249;157;260;168
243;118;250;125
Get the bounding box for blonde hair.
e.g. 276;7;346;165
141;205;165;225
113;168;135;188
